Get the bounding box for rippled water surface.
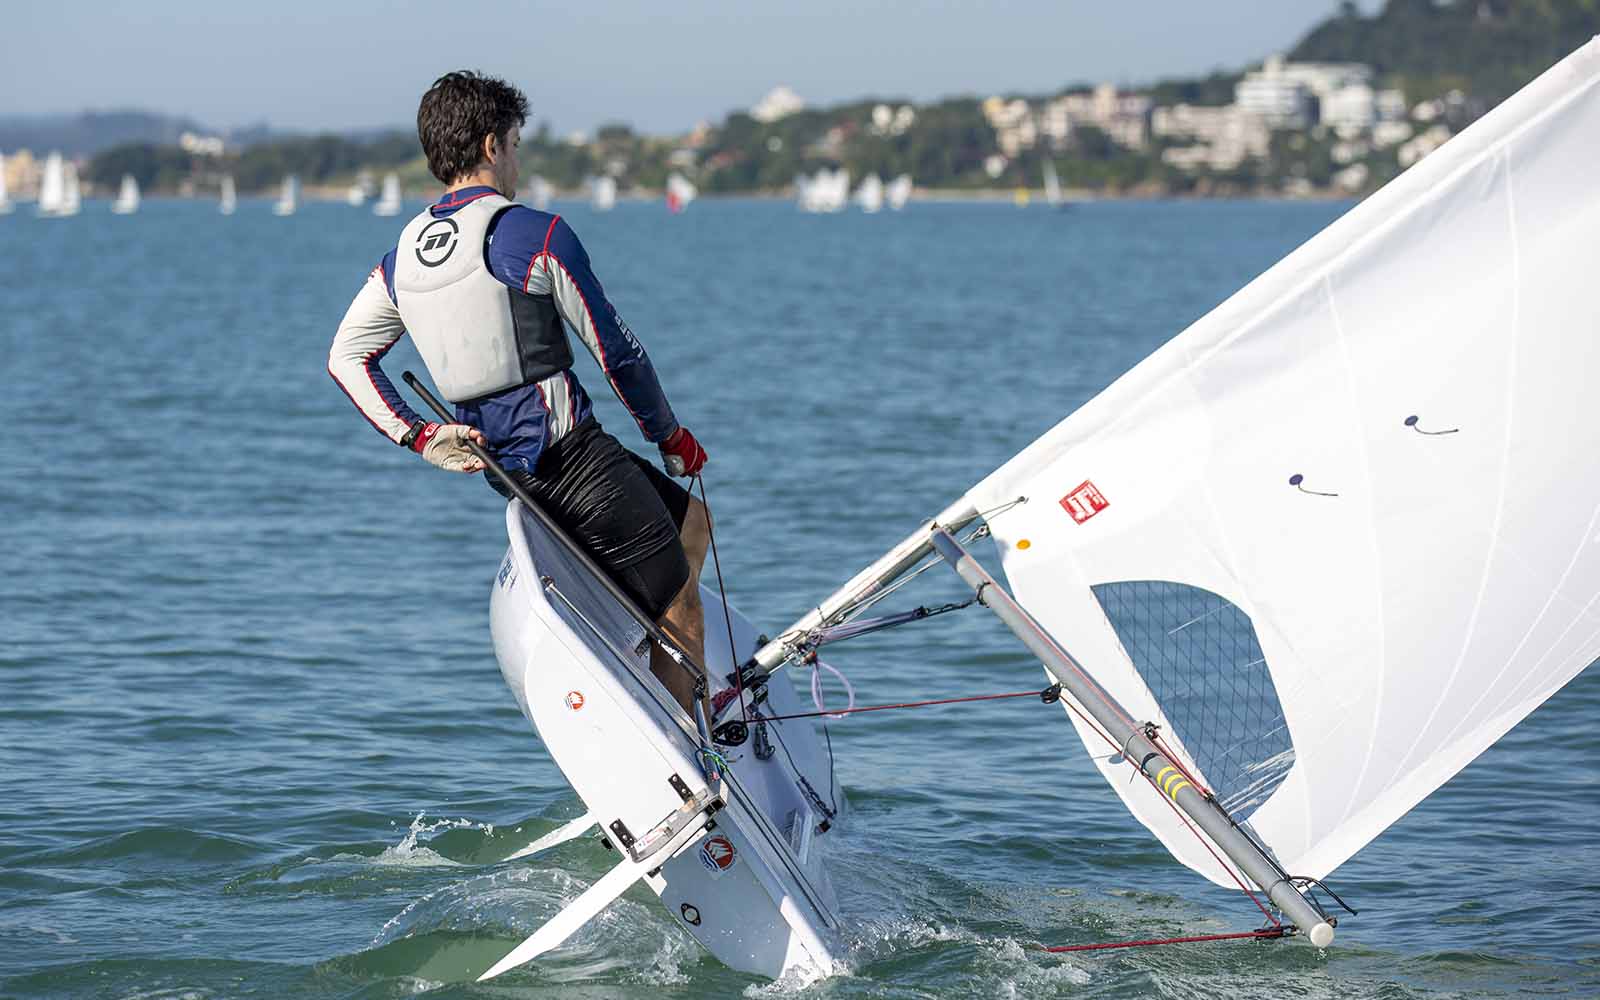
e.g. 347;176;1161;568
3;196;1597;999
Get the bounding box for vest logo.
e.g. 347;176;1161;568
698;835;737;874
1060;480;1109;524
415;218;460;268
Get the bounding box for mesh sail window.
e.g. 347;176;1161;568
1093;582;1293;821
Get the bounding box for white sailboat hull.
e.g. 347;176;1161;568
488;501;842;981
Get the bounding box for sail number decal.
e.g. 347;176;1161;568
1060;480;1109;524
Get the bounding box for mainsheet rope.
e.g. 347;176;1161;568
694;474;748;723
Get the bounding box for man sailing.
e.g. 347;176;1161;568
328;71;711;714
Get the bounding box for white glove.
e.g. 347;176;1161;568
414;422;486;473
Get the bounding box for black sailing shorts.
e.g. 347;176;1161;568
490;416;692;620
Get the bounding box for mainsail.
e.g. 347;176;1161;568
964;37;1600;888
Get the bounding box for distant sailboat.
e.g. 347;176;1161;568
591;175;616;212
347;170;374;206
886;174;912;211
527;174;552;211
272;175;298;216
372;173;402;216
798;168;849;213
1042;160;1064;209
111;174;140;215
219;175;237;215
37;152;80;218
0;153;13;215
63;163;81;216
665;172;696;213
854;174;884;213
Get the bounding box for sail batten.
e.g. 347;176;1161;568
964;37;1600;888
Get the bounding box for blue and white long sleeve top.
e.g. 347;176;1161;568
328;185;679;471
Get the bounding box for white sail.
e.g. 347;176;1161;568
61;161;81;216
37;152;78;217
0;153;12;215
527;174;552;211
219;175;237;215
111;174;140;214
886;174;912;211
854;174;884;213
272;175;298;216
665;171;696;213
965;37;1600;888
798;168;849;213
1042;160;1063;207
347;169;374;206
591;175;617;211
794;173;814;211
373;173;402;216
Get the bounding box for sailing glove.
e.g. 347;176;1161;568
660;426;708;477
412;421;487;473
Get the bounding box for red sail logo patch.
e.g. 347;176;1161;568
698;835;737;874
1060;480;1109;524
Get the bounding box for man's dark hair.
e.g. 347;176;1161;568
417;71;529;183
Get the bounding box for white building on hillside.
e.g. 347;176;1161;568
1152;103;1271;171
1322;83;1376;132
870;103;916;136
1037;83;1151;150
752;85;805;123
1237;55;1375;129
1398;124;1452;167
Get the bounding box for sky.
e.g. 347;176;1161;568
5;1;1382;136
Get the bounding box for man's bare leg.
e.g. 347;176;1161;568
651;496;711;715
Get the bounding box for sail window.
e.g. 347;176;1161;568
1092;581;1294;821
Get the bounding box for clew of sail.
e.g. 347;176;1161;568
964;37;1600;889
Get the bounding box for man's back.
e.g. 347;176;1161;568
330;184;679;474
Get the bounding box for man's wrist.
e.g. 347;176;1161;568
400;419;438;453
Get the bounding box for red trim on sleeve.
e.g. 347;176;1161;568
522;215;563;292
328;334;408;441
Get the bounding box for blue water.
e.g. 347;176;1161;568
2;197;1596;999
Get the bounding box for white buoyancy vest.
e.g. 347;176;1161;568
393;194;573;402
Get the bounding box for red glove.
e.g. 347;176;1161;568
659;426;707;477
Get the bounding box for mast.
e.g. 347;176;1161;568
927;525;1336;947
747;498;980;677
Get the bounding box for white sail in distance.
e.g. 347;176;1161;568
37;152;74;217
373;173;402;216
591;175;616;211
112;174;140;214
528;175;552;211
61;161;81;216
0;153;12;214
273;175;298;216
886;174;912;211
854;174;884;213
1042;160;1063;207
665;171;696;213
798;168;849;213
219;175;237;215
964;37;1600;888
